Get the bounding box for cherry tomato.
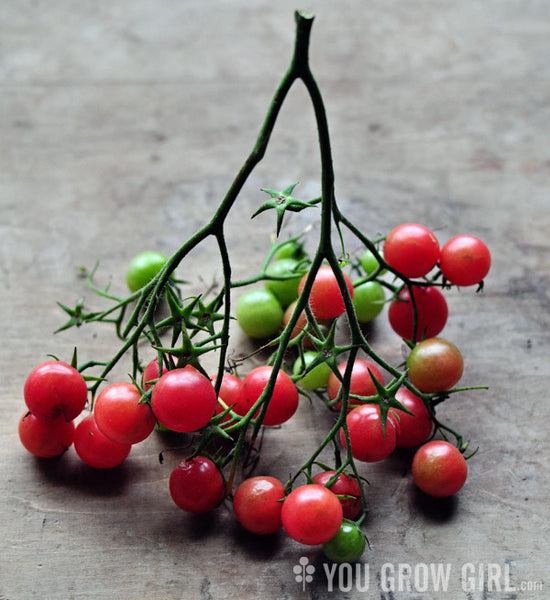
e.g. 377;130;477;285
282;301;329;348
388;285;448;341
236;289;283;339
292;351;332;390
151;366;217;432
392;387;434;449
211;372;243;423
298;265;354;321
281;484;343;545
352;280;385;322
18;411;75;458
232;475;285;534
126;251;169;292
412;440;467;497
322;519;366;563
237;366;299;426
439;234;491;287
312;470;362;520
359;248;386;275
142;355;176;391
383;223;440;278
340;404;398;462
407;337;464;392
73;414;131;469
24;361;88;422
93;382;156;445
264;258;304;308
169;456;225;513
327;359;385;410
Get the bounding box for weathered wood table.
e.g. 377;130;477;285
1;2;548;599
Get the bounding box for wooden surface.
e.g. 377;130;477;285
1;1;549;599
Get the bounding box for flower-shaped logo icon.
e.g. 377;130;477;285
293;556;315;591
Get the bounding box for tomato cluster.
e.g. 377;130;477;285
18;220;489;564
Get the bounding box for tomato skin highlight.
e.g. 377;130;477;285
151;366;217;433
281;484;344;545
439;234;491;287
412;440;468;497
233;476;285;535
74;414;131;469
388;285;448;341
18;411;75;458
298;265;354;321
407;337;464;393
237;366;299;426
94;382;156;445
169;456;225;513
24;361;88;422
383;223;440;278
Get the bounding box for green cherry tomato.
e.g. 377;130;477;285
264;258;304;308
292;351;332;390
274;239;307;261
359;248;386;276
236;289;284;339
352;280;385;322
126;251;169;292
322;519;366;563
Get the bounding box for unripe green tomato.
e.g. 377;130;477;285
126;251;169;292
352;280;385;322
360;248;386;276
236;289;284;339
292;351;332;390
322;519;366;563
274;240;306;261
264;259;303;308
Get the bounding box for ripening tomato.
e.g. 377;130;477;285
282;301;329;348
24;361;88;422
94;382;156;445
281;484;343;545
340;404;398;462
298;265;354;320
407;337;463;392
327;359;385;410
439;234;491;287
412;440;467;497
232;476;285;535
73;414;131;469
388;285;448;341
383;223;440;278
392;387;434;449
169;456;225;513
151;366;217;432
18;411;75;458
236;366;299;426
312;470;362;520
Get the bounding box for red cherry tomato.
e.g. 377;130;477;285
412;440;468;497
73;414;131;469
327;359;385;410
312;470;362;520
18;411;75;458
24;361;88;422
392;388;434;449
169;456;225;513
388;285;448;341
151;366;217;432
439;234;491;287
407;337;464;392
94;382;156;445
340;404;398;462
237;366;299;427
298;265;354;320
233;476;285;534
211;372;243;422
383;223;440;278
142;356;175;391
281;484;343;545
